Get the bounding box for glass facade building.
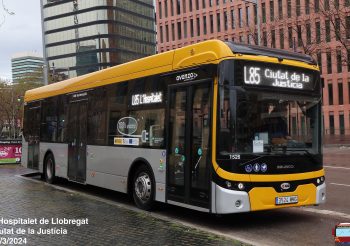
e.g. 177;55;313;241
11;52;44;83
41;0;156;82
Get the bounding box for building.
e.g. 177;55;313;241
155;0;350;137
11;52;44;83
41;0;156;83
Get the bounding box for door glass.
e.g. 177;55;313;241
68;103;79;179
191;84;211;202
168;88;186;194
77;102;87;181
28;106;40;170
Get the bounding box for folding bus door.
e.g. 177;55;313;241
167;81;212;210
67;100;87;183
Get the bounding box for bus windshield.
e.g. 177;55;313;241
217;87;322;157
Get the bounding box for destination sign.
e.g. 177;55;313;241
243;63;315;90
131;92;162;106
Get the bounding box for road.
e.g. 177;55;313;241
150;147;350;246
21;146;350;246
322;146;350;215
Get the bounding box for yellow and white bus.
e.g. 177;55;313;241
22;40;326;213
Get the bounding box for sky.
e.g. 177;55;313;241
0;0;42;81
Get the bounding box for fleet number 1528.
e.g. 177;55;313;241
229;154;240;160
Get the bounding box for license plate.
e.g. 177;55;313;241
275;195;298;205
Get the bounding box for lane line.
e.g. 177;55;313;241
324;165;350;170
330;182;350;187
299;207;350;220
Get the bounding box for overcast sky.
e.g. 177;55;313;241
0;0;42;81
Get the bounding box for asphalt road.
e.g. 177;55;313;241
322;147;350;215
149;146;350;246
22;146;350;246
179;146;349;246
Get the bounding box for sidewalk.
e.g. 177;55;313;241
0;165;242;246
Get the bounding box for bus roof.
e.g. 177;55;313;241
24;40;233;102
24;39;318;102
225;42;316;65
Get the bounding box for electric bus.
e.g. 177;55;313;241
22;40;326;214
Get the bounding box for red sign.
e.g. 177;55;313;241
0;140;21;164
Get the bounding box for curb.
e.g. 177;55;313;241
18;173;256;246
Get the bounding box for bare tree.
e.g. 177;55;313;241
0;78;41;139
0;0;14;28
243;0;349;70
317;0;350;66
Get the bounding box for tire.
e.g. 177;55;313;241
44;154;56;184
132;165;155;211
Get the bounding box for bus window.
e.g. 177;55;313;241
40;97;57;142
88;88;107;145
57;96;67;143
128;109;165;148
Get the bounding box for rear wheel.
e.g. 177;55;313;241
44;154;55;184
132;165;155;210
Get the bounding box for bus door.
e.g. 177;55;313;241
27;104;41;170
167;81;212;209
67;100;87;183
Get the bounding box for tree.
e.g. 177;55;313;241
317;0;350;66
244;0;349;69
0;79;41;139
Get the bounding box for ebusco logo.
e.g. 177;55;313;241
176;72;198;82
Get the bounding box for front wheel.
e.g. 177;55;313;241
44;154;55;184
132;165;155;210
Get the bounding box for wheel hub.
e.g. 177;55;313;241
134;172;151;202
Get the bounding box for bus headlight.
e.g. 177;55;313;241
238;183;245;190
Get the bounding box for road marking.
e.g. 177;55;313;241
330;182;350;187
299;207;350;220
324;165;350;170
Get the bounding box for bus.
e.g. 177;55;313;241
22;40;326;214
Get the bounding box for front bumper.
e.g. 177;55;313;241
214;182;326;214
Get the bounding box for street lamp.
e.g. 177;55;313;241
242;0;261;46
